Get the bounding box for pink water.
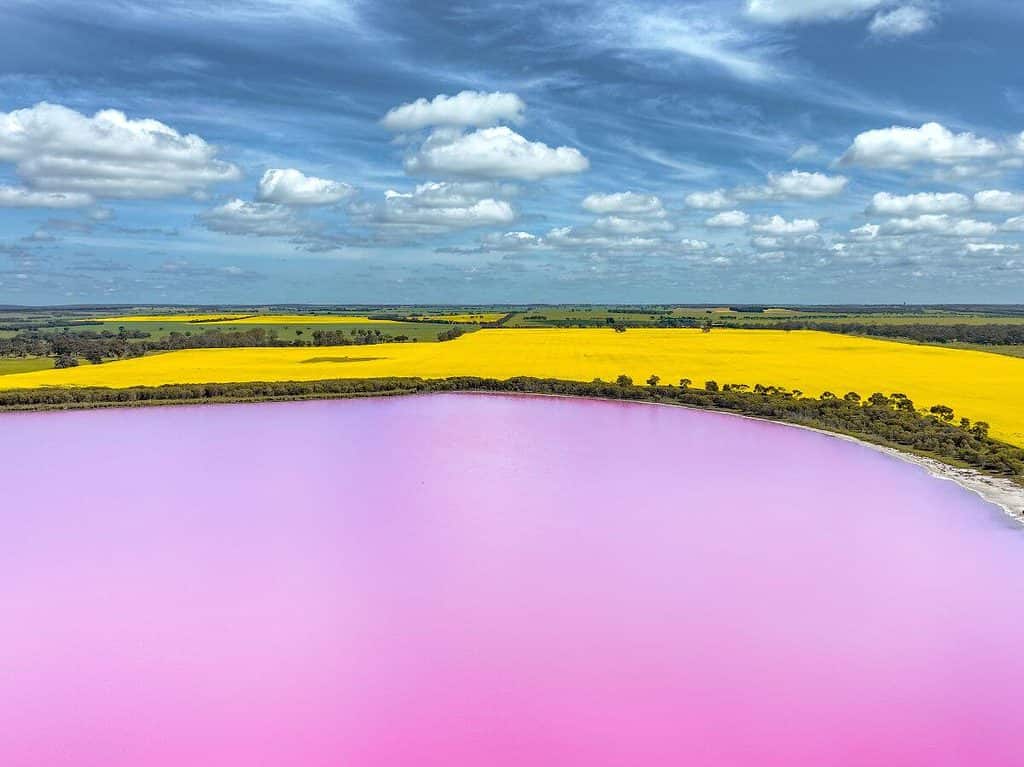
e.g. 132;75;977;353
2;394;1023;766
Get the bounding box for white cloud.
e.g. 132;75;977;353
882;215;997;237
705;210;750;228
582;192;664;216
258;168;354;205
840;122;1003;169
746;0;887;23
751;215;820;235
200;199;305;237
0;102;240;199
386;181;515;208
736;170;848;200
382;91;525;132
406;127;589;180
685;189;734;210
372;181;516;230
849;223;881;239
1003;216;1024;232
966;242;1021;254
0;185;92;208
867;191;971;216
869;5;934;38
752;235;783;249
545;226;663;252
592;216;674;235
591;6;778;82
974;190;1024;214
378;197;514;229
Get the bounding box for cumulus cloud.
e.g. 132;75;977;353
685;189;734;210
746;0;887;23
736;170;848;200
365;181;516;231
882;215;997;237
582;192;664;216
258;168;354;205
974;190;1024;214
751;215;820;235
382;91;525;132
1003;216;1024;232
705;210;750;228
199;199;306;237
867;191;971;216
0;185;93;208
840;122;1004;170
869;5;935;38
406;126;589;180
0;102;240;199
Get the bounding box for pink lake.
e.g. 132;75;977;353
1;393;1023;766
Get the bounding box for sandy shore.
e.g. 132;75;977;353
819;431;1024;527
473;391;1024;527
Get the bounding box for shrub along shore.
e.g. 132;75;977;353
2;375;1021;485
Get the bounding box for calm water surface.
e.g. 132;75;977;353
1;393;1023;766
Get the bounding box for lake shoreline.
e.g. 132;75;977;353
471;391;1024;527
2;382;1021;525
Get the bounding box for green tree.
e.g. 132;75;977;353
679;377;692;389
705;380;718;392
616;374;633;386
646;374;660;387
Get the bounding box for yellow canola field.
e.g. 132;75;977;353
5;328;1024;447
94;314;398;324
204;315;399;325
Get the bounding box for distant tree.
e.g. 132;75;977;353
843;392;861;403
679;377;692;389
616;374;633;386
705;380;718;392
54;354;78;369
971;421;990;439
613;322;627;333
929;404;955;421
437;327;466;342
700;318;713;333
646;374;660;387
821;391;836;400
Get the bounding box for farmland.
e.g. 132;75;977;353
3;327;1023;449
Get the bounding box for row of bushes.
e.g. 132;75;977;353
730;320;1024;346
0;326;418;364
2;375;1020;480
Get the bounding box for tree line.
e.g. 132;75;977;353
1;375;1019;482
0;326;417;365
729;320;1024;346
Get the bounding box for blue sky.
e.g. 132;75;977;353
1;0;1023;305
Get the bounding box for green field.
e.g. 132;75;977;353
0;357;55;375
